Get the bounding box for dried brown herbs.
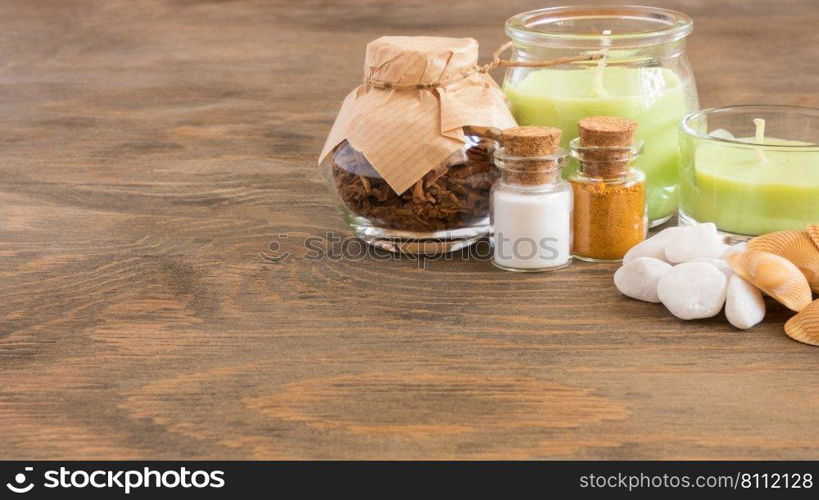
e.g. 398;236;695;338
331;138;495;232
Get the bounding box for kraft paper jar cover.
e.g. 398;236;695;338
319;36;516;195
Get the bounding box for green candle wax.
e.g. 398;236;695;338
679;137;819;236
504;67;690;222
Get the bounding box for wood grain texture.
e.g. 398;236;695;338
1;0;818;460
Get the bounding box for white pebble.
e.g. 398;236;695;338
623;226;683;264
721;241;748;260
614;257;673;303
725;275;765;330
664;223;726;264
686;258;733;279
657;262;728;320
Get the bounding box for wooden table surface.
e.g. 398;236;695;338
1;0;818;460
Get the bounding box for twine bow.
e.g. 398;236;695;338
364;41;603;90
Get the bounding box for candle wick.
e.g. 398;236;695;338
592;30;612;97
753;118;766;163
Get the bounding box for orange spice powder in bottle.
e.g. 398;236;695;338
569;116;647;261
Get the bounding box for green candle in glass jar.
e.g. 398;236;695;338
679;106;819;238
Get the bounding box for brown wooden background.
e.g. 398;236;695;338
1;0;817;460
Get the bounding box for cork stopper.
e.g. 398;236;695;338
578;116;637;147
576;116;638;178
499;126;563;185
502;126;562;156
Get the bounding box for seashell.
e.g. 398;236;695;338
784;299;819;347
748;230;819;293
808;225;819;250
727;251;812;312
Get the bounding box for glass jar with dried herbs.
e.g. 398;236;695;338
319;36;516;255
325;135;497;255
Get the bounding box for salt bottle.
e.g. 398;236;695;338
491;126;572;271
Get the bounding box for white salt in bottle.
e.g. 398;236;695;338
491;126;572;271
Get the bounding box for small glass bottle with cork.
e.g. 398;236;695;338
491;126;572;272
569;116;647;262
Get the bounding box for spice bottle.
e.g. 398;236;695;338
491;126;572;272
569;116;647;262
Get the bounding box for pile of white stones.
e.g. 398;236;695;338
613;222;765;329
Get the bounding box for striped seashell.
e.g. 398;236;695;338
748;230;819;293
784;299;819;347
727;251;812;312
807;225;819;250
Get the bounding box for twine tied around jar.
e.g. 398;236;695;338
364;41;603;90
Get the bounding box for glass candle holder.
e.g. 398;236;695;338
679;105;819;240
502;5;699;226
